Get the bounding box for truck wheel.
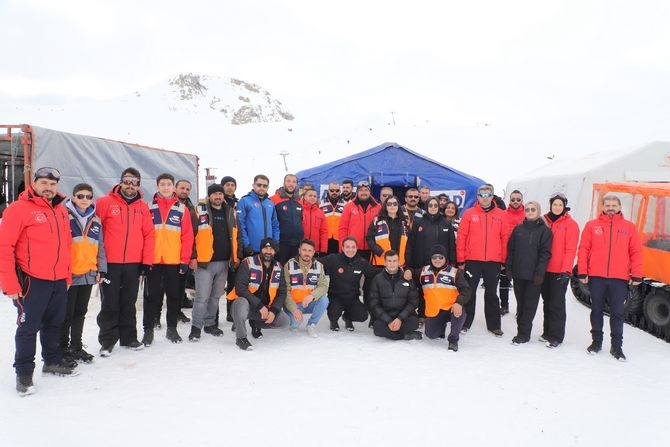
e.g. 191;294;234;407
570;266;591;306
643;290;670;332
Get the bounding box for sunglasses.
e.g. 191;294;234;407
329;189;340;193
34;167;61;181
386;201;399;206
525;207;537;212
431;254;445;260
75;193;93;200
427;203;439;208
510;198;522;202
255;183;269;188
122;177;140;186
478;193;492;198
405;195;419;199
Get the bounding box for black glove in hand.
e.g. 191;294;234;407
179;263;189;274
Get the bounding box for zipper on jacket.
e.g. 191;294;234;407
51;207;62;280
122;203;130;263
484;212;489;260
261;197;269;238
606;218;613;276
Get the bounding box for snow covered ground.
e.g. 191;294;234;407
1;285;669;447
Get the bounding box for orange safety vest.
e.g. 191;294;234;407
194;202;240;264
227;255;281;306
371;219;407;266
70;214;102;275
319;198;346;240
287;258;322;304
150;199;187;265
420;265;459;317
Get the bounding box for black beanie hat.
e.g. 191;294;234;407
260;238;279;251
430;244;448;257
220;176;237;186
207;183;225;196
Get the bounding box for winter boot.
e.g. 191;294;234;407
71;348;94;363
236;337;254;351
16;375;35;396
203;325;224;337
43;360;80;377
188;326;201;342
344;318;355;332
166;327;183;343
330;320;340;331
610;346;627;361
587;341;602;355
178;311;191;324
142;330;154;347
448;341;459;352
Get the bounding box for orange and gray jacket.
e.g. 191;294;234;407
149;194;194;265
367;216;408;266
419;264;470;317
193;199;243;267
283;257;329;312
66;200;107;285
231;255;285;314
319;197;347;240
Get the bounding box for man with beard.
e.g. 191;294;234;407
173;179;198;323
270;174;304;263
220;176;238;208
338;180;381;261
96;168;154;356
1;167;78;396
578;195;642;361
237;175;280;256
402;187;424;230
340;179;354;203
188;184;242;342
232;238;289;350
320;181;347;254
379;186;394;204
499;189;525;315
220;175;239;323
419;186;431;210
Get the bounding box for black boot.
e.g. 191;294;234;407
166;327;183;343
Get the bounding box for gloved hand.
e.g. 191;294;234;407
506;270;513;281
557;272;570;283
243;246;254;257
139;264;152;276
533;274;544;286
179;263;189;274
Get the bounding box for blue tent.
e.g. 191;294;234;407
296;142;486;209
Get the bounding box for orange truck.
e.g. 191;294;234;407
571;182;670;341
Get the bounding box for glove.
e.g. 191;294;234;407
179;263;189;274
243;246;254;257
506;270;513;281
533;274;544;286
139;264;152;276
557;272;570;283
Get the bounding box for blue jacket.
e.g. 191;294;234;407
237;191;280;252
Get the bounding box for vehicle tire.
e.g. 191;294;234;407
643;290;670;333
570;265;591;307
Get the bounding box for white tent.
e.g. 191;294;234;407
505;142;670;228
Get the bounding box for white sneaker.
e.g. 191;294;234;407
306;324;318;338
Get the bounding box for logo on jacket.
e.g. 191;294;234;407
472;215;479;223
35;214;47;224
90;225;100;234
111;207;120;215
594;226;603;235
308;274;319;282
254;202;260;208
199;215;208;223
282;205;287;211
338;267;344;274
274;271;281;281
169;215;181;224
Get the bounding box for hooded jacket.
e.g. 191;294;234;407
338;196;381;251
406;213;456;268
505;218;553;280
270;187;304;245
96;185;154;265
237;190;280;252
457;202;511;264
301;199;328;253
543;212;579;274
66;199;107;286
149;193;194;265
0;187;72;295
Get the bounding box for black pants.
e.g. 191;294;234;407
589;277;628;348
276;242;299;264
144;264;181;329
513;278;542;340
61;284;93;350
425;309;466;343
541;272;568;342
373;315;419;340
14;276;67;376
327;238;339;255
463;261;502;331
97;263;141;347
499;269;511;308
327;296;368;323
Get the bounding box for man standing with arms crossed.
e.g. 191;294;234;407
578;194;642;361
0;167;78;396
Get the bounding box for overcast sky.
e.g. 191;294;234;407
2;0;669;145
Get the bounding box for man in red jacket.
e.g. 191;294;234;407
499;190;525;315
578;195;642;361
95;167;155;356
338;180;381;261
457;184;511;336
301;189;328;255
0;167;78;396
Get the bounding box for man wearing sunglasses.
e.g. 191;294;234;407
1;167;78;395
457;184;511;336
95;167;155;356
499;190;525;315
270;174;304;264
237;174;280;257
320;181;347;254
402;187;424;230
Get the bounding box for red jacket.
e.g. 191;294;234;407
578;212;643;281
301;199;328;253
457;203;511;264
338;197;381;251
506;205;525;229
543;212;579;274
0;188;72;295
96;185;155;264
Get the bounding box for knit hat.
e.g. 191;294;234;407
437;193;448;200
430;244;448;257
549;192;570;211
260;238;278;251
207;183;225;196
220;176;237;186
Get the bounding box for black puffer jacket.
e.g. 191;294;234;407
321;252;379;300
406;213;456;267
369;269;418;323
505;219;553;280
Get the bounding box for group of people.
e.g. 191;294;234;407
0;168;642;397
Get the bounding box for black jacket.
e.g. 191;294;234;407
321;252;379;300
406;213;456;267
234;257;286;315
271;187;304;245
369;269;418;323
505;219;553;280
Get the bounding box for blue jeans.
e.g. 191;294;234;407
286;296;329;327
